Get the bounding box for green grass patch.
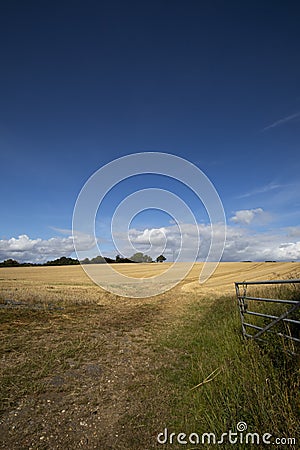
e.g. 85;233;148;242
158;294;299;448
242;282;300;355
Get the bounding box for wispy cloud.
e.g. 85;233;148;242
237;182;283;199
262;112;300;131
286;226;300;238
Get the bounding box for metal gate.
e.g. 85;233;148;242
235;279;300;352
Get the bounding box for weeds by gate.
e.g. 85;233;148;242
235;279;300;353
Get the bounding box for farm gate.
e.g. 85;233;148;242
235;279;300;353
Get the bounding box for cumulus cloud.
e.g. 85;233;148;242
222;229;300;262
0;233;95;264
230;208;267;225
2;223;300;264
116;222;300;262
129;228;167;247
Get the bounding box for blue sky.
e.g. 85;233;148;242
0;0;300;262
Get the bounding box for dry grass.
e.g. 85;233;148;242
0;262;299;449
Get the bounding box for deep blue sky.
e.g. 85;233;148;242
1;0;300;262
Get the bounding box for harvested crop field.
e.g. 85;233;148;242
0;261;298;297
0;262;299;449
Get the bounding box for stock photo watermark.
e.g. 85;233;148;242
157;422;296;446
72;152;226;297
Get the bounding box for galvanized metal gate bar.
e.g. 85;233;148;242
234;279;300;351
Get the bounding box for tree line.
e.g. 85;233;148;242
0;257;80;267
0;253;167;267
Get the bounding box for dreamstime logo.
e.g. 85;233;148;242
72;152;226;297
157;423;297;446
236;421;247;432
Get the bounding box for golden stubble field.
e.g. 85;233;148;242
1;261;299;302
0;262;299;449
0;262;300;301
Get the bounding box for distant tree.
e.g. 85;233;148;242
90;255;106;264
130;252;153;263
0;259;20;267
81;258;91;264
156;254;166;263
104;257;116;264
115;254;136;263
130;252;143;262
0;257;81;267
45;256;80;266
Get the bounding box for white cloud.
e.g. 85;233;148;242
230;208;266;225
115;222;300;262
129;228;167;246
275;242;300;260
2;223;300;264
0;233;95;263
222;229;300;262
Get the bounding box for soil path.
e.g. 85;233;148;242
0;287;202;449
